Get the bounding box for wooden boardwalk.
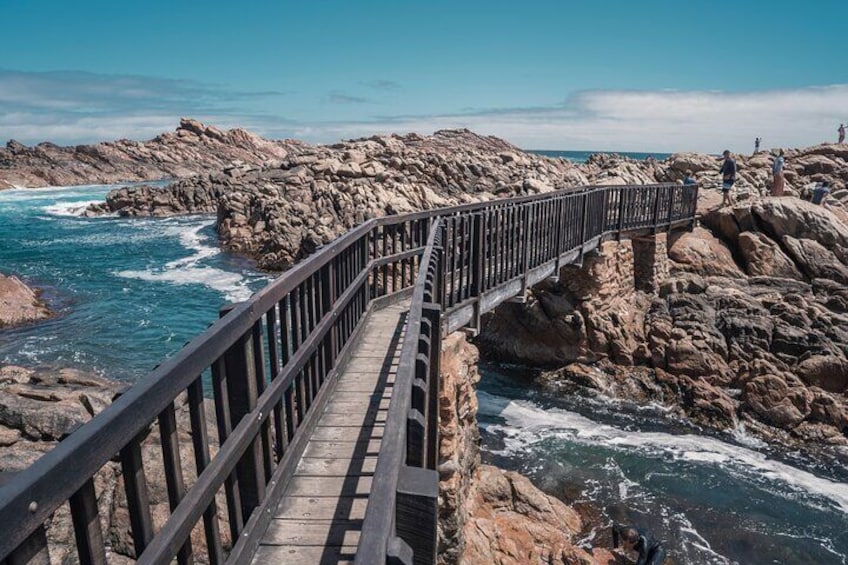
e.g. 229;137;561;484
251;302;407;565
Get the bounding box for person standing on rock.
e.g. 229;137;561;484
771;148;785;196
754;137;761;154
839;124;846;144
612;524;667;565
719;150;736;207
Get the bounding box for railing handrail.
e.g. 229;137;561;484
356;219;443;564
0;181;699;565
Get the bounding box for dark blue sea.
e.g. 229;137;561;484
1;184;846;564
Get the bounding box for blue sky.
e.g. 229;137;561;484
1;0;847;152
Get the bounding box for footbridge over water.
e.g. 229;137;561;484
0;183;698;565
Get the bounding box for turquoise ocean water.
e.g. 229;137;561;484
1;184;846;563
0;184;271;381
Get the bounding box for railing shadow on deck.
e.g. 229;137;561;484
0;182;697;565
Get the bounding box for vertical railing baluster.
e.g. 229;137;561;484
219;306;266;523
158;403;193;565
69;478;107;565
187;377;225;565
266;307;285;459
252;320;274;479
211;356;244;541
120;435;155;557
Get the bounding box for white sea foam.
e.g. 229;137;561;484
41;200;103;217
114;219;253;302
478;391;848;514
675;514;733;564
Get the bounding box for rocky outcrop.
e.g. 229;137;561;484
461;465;620;565
0;274;50;328
75;122;848;273
89;129;587;270
0;365;227;564
437;332;481;563
0;118;297;189
437;332;620;564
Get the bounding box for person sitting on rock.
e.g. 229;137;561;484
612;524;667;565
682;170;697;185
719;150;736;207
812;181;830;206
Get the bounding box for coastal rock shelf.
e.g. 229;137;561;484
0;118;296;190
0;274;50;328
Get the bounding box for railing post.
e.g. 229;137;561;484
580;191;590;257
552;197;564;277
651;184;662;233
519;204;532;296
667;185;676;229
69;478;107;565
220;304;266;524
470;213;485;331
690;185;699;231
326;260;338;367
395;466;439;565
616;187;626;240
422;304;441;470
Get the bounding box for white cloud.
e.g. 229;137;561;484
1;68;846;153
296;85;848;153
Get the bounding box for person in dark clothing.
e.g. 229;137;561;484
754;137;761;154
613;524;667;565
719;149;736;207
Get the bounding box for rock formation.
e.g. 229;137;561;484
0;118;297;190
81;124;848;274
438;332;621;564
86;128;586;270
0;365;228;564
0;273;50;328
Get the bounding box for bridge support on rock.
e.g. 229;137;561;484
632;234;670;293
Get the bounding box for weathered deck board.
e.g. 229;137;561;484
251;302;407;564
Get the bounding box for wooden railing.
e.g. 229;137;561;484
0;182;697;565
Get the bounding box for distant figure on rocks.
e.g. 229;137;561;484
719;150;736;207
771;149;785;196
839;124;846;144
613;524;667;565
812;181;830;206
683;170;697;185
754;137;761;154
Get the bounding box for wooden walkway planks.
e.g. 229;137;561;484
252;303;407;565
